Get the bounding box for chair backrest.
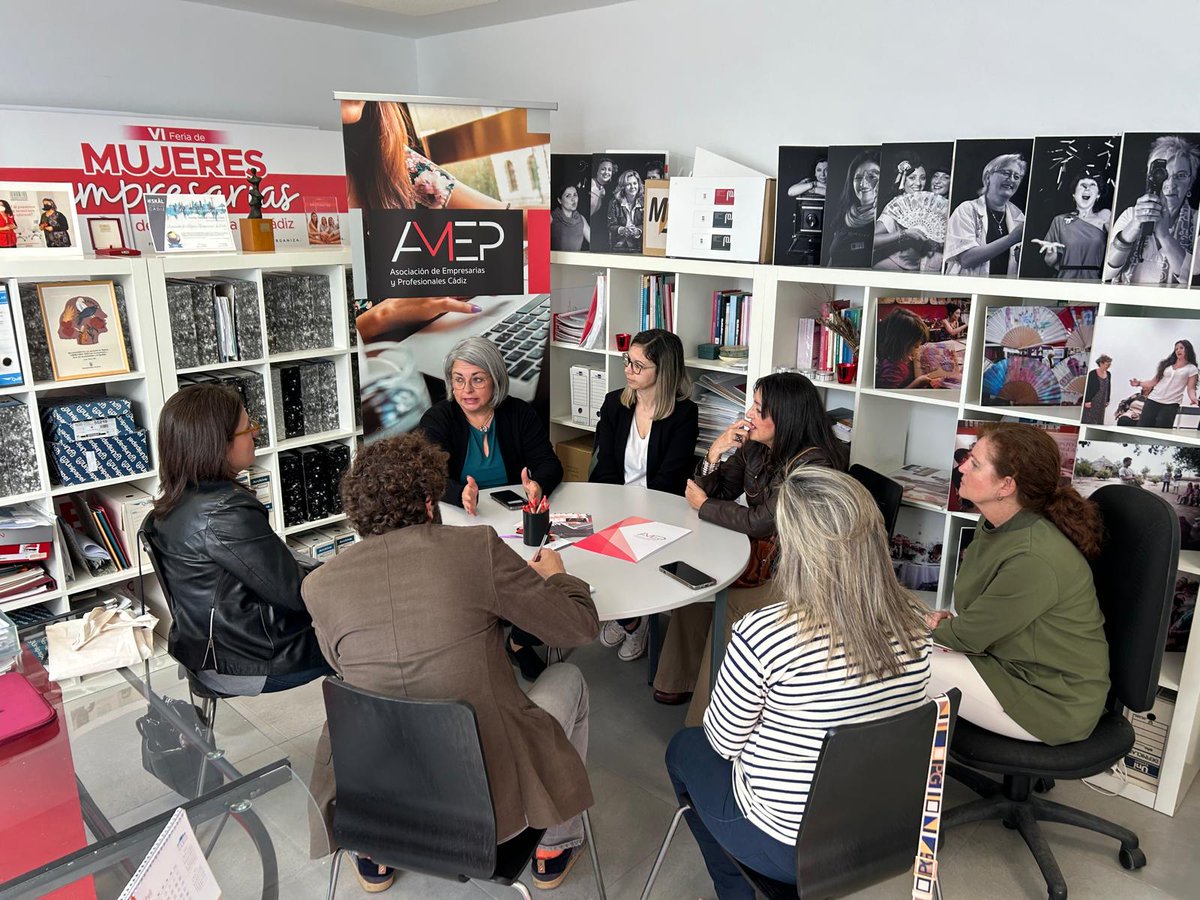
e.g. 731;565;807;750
1087;484;1179;714
848;464;903;538
321;678;499;879
794;689;960;899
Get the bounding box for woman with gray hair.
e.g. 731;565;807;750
419;336;564;680
1104;135;1200;285
944;153;1028;276
665;465;930;896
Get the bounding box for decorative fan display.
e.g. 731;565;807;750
1066;324;1094;350
1053;353;1090;402
880;191;950;241
984;306;1070;348
982;356;1063;405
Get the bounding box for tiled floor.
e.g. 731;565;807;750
210;639;1198;899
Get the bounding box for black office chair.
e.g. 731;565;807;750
849;464;903;538
942;484;1177;900
322;678;606;899
640;690;961;899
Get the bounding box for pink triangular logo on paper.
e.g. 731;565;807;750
574;516;651;563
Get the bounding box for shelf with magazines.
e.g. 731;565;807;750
550;249;1200;815
0;255;164;624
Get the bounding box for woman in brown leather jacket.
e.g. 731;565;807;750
652;372;848;723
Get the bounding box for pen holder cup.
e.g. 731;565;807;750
523;509;551;547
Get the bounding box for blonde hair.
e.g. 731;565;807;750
619;329;690;419
773;466;926;680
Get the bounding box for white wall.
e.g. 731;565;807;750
415;0;1200;174
0;0;418;130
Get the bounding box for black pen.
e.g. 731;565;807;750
532;533;551;562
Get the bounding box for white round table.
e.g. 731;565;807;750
440;482;750;686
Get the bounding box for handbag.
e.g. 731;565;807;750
135;698;223;798
45;607;157;681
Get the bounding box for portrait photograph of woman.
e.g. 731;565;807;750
872;142;954;272
1019;135;1120;282
943;138;1034;277
586;152;664;256
1103;132;1200;287
775;145;829;266
550;153;592;252
820;144;881;269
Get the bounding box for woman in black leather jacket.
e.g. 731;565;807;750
143;384;329;696
652;372;848;721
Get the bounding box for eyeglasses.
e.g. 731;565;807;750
622;353;656;375
233;418;262;437
451;374;492;391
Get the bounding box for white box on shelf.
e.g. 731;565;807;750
589;368;607;426
1124;689;1175;789
665;176;775;263
570;365;590;426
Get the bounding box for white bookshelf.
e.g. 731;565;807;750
551;249;1200;816
1;248;359;625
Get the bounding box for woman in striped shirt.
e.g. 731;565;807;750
665;466;931;897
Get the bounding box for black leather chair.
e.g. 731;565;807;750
640;690;961;899
849;464;904;538
942;484;1178;900
321;678;606;899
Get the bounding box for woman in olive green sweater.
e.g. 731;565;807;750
926;422;1109;746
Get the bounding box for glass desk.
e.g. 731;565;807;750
0;637;330;899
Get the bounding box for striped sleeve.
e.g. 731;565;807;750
704;628;767;760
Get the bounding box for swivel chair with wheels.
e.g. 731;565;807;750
942;484;1178;899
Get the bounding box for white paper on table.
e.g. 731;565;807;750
693;147;769;178
617;521;692;562
118;808;221;900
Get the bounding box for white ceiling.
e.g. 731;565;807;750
179;0;631;37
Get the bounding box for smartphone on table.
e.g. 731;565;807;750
659;561;717;590
490;489;526;510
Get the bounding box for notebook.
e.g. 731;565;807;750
118;807;221;900
0;671;57;745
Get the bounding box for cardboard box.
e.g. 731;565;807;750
41;396;136;443
556;435;596;483
665;176;776;263
570;365;590;426
589;369;607;426
1124;689;1175;789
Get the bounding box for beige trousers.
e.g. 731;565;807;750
652;582;777;728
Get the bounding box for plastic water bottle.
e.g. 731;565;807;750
0;609;18;672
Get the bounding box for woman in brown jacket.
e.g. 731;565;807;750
303;433;600;892
652;372;848;725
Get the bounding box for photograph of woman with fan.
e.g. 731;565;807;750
1104;134;1200;286
944;141;1033;277
872;143;953;272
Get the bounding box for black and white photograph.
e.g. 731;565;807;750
550;153;592;252
1090;316;1200;430
1103;132;1200;287
942;138;1034;277
1019;135;1120;282
872;142;953;272
587;152;666;255
774;145;828;266
820;144;880;269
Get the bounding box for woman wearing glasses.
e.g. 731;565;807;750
944;153;1027;277
590;330;699;661
419;336;564;681
653;373;849;718
142;384;330;696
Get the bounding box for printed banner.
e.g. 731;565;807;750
0;108;348;251
339;94;553;444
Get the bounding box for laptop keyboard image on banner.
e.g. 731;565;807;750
482;294;551;392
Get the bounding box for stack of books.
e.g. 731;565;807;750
693;373;747;456
711;290;751;346
796;306;861;373
641;275;674;332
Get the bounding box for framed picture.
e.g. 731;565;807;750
36;280;130;381
87;217;126;251
0;182;83;257
143;193;237;253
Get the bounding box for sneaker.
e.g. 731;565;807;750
354;855;395;893
599;620;625;647
531;846;581;890
617;617;649;661
507;641;548;682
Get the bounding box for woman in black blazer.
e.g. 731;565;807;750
590;329;699;660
